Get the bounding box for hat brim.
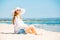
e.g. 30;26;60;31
12;7;25;16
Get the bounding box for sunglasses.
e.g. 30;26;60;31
16;9;21;11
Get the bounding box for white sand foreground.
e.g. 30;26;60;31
0;24;60;40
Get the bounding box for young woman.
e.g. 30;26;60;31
12;7;37;35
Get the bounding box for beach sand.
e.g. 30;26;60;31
0;24;60;40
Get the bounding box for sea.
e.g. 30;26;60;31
0;18;60;32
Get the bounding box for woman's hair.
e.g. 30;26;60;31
12;11;18;24
12;7;25;24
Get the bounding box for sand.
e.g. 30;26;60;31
0;24;60;40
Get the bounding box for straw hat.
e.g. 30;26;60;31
12;7;25;15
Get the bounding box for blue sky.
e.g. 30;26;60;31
0;0;60;18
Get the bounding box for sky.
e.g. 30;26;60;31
0;0;60;18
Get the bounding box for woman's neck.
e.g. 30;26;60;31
17;15;21;19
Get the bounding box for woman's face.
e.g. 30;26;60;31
15;9;22;15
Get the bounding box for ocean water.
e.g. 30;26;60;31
0;18;60;32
